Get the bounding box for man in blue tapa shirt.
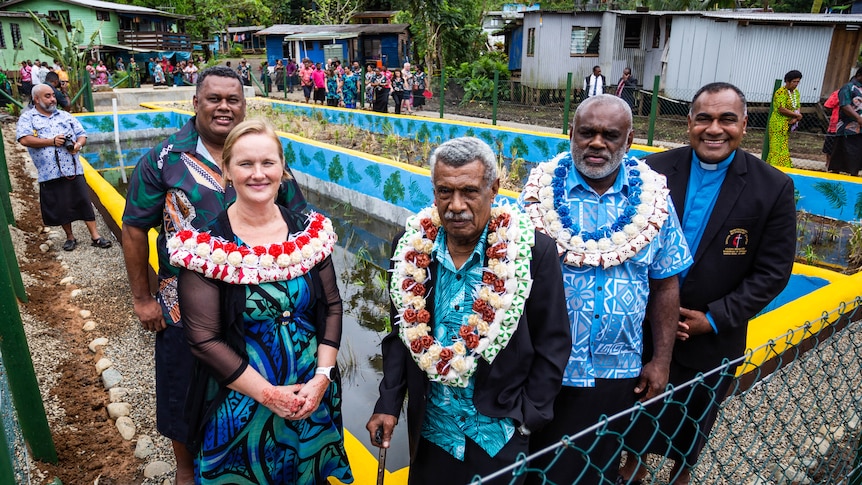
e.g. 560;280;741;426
520;94;692;485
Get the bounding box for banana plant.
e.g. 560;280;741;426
27;10;101;111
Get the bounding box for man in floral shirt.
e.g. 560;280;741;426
121;66;305;484
519;94;691;485
17;84;111;251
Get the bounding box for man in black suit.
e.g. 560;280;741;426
619;82;797;484
366;137;571;484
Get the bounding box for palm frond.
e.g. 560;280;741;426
855;192;862;220
812;181;847;212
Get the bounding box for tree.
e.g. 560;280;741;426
304;0;364;25
114;0;271;49
395;0;485;76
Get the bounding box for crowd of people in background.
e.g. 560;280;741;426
269;57;428;113
13;54;210;102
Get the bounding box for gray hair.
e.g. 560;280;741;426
429;137;498;189
31;83;53;98
574;94;634;132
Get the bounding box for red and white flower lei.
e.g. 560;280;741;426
167;212;337;285
522;153;670;268
390;205;534;388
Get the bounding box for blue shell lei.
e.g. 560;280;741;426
553;156;643;242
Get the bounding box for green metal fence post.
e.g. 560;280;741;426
647;75;660;146
0;124;12;203
0;166;13;230
563;72;573;135
0;88;24;111
360;72;366;108
283;69;288;99
0;411;16;485
0;210;54;463
0;193;26;302
492;70;499;126
439;67;445;119
81;69;94;113
850;433;862;485
762;79;782;162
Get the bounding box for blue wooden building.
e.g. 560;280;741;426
255;24;410;69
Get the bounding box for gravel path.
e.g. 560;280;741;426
5;121;175;484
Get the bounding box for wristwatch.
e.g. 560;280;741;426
315;366;336;382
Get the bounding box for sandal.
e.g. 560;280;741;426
91;237;112;249
62;239;77;251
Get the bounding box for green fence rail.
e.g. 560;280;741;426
468;301;862;484
427;69;831;171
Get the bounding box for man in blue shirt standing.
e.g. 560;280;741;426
618;83;796;484
17;84;112;251
520;94;692;485
367;137;571;484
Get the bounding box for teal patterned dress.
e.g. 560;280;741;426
195;277;353;484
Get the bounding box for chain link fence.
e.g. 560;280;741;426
0;356;31;484
430;71;832;171
468;300;862;485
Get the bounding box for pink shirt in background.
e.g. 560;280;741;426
824;91;840;134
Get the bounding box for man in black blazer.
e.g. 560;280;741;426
366;137;571;484
619;82;797;484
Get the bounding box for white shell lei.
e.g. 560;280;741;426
522;153;670;268
390;205;535;388
167;212;337;285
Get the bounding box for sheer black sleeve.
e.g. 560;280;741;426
315;255;343;350
178;268;247;384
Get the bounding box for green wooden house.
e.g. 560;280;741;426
0;10;43;69
0;0;192;57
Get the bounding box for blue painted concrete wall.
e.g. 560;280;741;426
74;108;862;223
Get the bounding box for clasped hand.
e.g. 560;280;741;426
261;375;330;421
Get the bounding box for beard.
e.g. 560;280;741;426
37;100;57;113
571;143;627;180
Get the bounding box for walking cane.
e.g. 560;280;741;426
375;427;387;485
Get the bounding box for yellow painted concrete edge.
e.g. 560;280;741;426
739;268;862;376
80;155;412;483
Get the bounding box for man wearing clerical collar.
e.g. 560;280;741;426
619;83;796;485
367;137;571;484
520;94;692;485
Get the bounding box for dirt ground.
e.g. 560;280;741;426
3;120;148;484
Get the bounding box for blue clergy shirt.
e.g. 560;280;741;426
679;151;734;332
420;224;515;460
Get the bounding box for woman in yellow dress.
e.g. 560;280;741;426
766;70;803;167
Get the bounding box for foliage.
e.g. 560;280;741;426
166;0;272;51
27;10;100;112
813;181;847;214
347;161;363;184
393;0;486;75
313;151;327;170
229;44;243;57
382;171;404;203
849;223;862;271
856;193;862;220
152;114;171;128
364;164;382;187
5;103;20;117
303;0;363;24
328;155;344;182
451;52;510;81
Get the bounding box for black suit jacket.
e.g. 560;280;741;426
645;147;796;371
373;230;571;462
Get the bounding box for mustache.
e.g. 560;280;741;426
444;211;472;222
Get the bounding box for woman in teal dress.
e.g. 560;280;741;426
172;119;352;485
766;70;803;168
341;67;357;109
